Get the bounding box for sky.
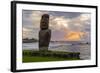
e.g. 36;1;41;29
22;10;91;42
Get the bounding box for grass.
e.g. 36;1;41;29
23;50;80;63
23;56;80;63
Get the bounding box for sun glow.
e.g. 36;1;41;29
64;31;85;41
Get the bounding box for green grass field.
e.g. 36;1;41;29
23;50;80;63
23;56;80;63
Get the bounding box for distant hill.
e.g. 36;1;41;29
23;38;38;43
50;41;90;45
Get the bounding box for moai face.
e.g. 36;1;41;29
40;14;49;30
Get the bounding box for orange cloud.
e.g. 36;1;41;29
64;31;85;41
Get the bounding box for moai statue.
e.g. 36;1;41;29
39;14;51;52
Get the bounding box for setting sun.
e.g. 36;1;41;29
64;31;85;41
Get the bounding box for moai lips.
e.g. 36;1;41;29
39;14;51;51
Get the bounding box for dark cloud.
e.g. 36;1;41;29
49;11;82;18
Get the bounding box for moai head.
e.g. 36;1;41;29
40;14;49;30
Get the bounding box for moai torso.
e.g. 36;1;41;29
39;14;51;51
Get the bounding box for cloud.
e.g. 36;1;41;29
23;10;90;31
23;10;49;28
50;15;70;30
22;10;91;41
22;27;32;38
68;13;91;31
50;13;91;32
22;10;49;39
31;11;49;28
79;14;91;21
22;27;39;39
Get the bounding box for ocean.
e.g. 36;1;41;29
22;42;91;60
